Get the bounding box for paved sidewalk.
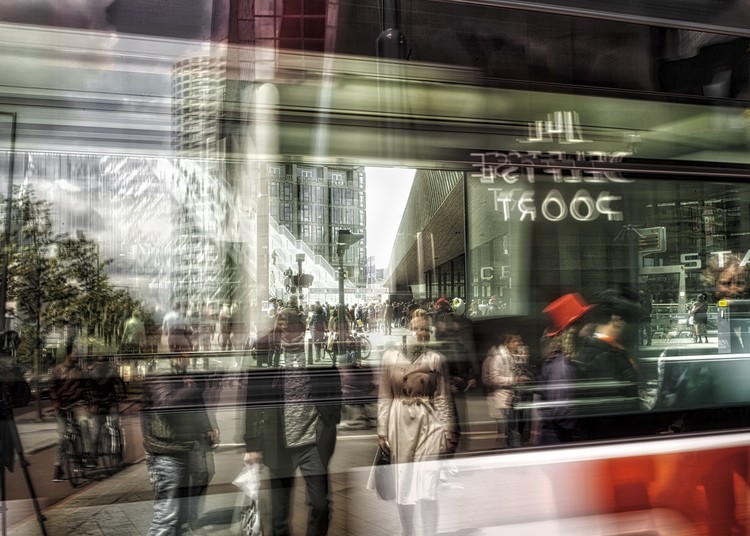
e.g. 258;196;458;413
8;328;408;536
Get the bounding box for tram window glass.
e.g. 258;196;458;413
468;170;750;314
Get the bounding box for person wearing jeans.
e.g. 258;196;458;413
141;355;215;536
50;338;94;481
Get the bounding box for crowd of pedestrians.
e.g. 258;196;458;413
49;283;732;535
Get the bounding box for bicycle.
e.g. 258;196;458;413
60;408;92;488
95;412;125;475
325;332;372;364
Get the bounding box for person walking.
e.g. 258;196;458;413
88;355;126;462
308;305;328;362
538;293;594;445
141;354;216;536
243;349;341;535
383;301;393;336
50;337;95;481
483;333;525;448
376;311;458;536
689;292;709;344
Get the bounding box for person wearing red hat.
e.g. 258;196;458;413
537;293;594;445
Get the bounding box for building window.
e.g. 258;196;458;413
281;203;292;221
268;164;284;177
300;167;318;181
300;204;311;222
330;171;345;185
282;183;293;201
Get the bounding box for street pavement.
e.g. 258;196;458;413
6;327;717;535
6;327;415;536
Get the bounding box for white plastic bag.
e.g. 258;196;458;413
233;463;261;501
233;464;262;535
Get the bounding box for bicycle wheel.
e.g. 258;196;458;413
65;436;84;488
98;425;124;473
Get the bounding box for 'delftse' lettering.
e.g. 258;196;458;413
471;151;631;223
470;150;634;185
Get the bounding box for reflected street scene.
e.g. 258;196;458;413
2;1;750;535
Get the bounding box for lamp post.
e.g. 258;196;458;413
0;112;17;338
335;230;363;361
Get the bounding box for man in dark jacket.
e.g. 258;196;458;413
577;288;642;440
244;363;341;535
50;338;94;481
141;355;216;535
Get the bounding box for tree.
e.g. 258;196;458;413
6;188;72;369
4;186;144;368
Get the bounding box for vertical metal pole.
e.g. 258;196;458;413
0;112;17;334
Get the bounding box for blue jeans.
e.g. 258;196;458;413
146;453;188;536
55;405;94;467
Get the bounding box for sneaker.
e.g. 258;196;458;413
52;466;64;482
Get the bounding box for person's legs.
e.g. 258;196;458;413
507;406;522;448
73;404;95;461
186;445;212;527
421;499;438;536
269;473;294;536
146;453;187;536
494;409;509;448
53;410;68;468
396;504;415;536
295;446;330;536
91;409;105;459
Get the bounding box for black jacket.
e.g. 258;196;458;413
141;365;212;455
244;366;341;471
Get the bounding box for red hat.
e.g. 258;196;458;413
435;297;449;308
543;293;594;337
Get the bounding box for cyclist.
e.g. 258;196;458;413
88;355;126;462
50;337;95;481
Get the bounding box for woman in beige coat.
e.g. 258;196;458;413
482;333;523;448
377;311;458;536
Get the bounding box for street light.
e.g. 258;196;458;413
335;230;363;358
0;112;17;337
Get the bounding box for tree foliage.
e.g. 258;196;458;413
2;186;142;367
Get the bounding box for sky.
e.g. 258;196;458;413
365;167;415;270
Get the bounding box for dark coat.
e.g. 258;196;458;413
576;336;642;439
141;365;212;455
244;366;341;471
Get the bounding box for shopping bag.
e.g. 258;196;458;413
233;464;262;536
367;446;395;501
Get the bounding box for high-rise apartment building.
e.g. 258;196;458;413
266;162;367;291
170;55;231;309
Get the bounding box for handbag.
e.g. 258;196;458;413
372;446;395;501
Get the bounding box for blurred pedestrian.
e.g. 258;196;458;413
162;302;192;353
50;337;95;481
243;341;341;535
577;288;642;440
377;311;458;536
120;310;146;354
308;305;328;362
689;292;709;344
538;293;594;445
483;333;526;448
88;355;126;462
141;355;216;535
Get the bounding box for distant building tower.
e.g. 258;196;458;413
170;54;229;310
267;163;367;298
